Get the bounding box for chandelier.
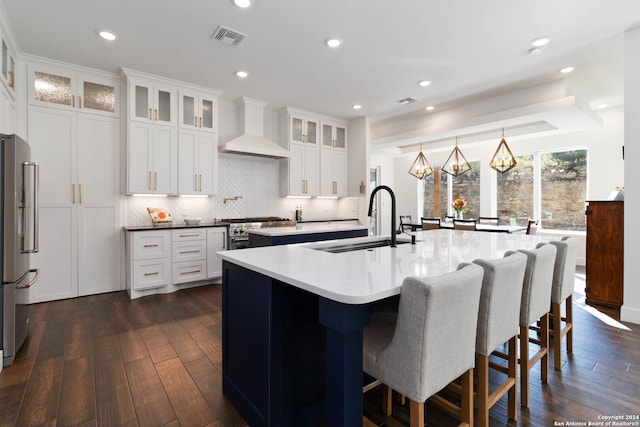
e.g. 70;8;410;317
408;143;434;179
489;129;517;173
441;137;472;177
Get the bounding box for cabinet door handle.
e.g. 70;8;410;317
79;183;83;204
144;272;159;276
179;233;200;237
194;174;198;191
72;183;76;203
180;269;201;275
199;174;202;192
149;108;153;120
199;117;202;128
148;171;152;190
155;109;158;121
72;94;75;108
143;244;159;248
180;250;201;254
79;95;82;109
223;232;226;249
154;171;157;190
195;116;198;127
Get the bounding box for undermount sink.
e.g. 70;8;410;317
312;238;410;253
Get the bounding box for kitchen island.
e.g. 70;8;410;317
218;230;549;427
248;222;369;247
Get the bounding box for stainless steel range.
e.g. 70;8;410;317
220;217;296;249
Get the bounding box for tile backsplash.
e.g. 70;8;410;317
124;99;360;226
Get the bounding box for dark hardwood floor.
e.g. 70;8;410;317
1;269;639;427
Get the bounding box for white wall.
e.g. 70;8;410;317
622;27;640;325
370;153;396;236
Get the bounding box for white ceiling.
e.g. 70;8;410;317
2;0;639;143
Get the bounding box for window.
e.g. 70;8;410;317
422;161;480;219
540;150;587;231
497;155;534;226
421;170;448;218
451;160;480;219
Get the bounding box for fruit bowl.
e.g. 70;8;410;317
184;218;202;226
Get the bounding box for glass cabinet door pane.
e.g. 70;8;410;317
135;85;150;119
183;95;196;126
307;120;317;145
292;117;303;143
322;124;333;147
201;99;214;129
157;90;171;122
83;81;115;113
34;71;73;107
335;126;346;148
2;41;7;79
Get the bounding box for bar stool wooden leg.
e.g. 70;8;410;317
460;368;473;427
520;325;530;408
541;313;549;383
566;295;573;353
382;385;392;416
553;302;563;370
507;336;518;420
477;354;490;427
409;400;424;427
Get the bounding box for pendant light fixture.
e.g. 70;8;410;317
408;143;434;179
489;128;517;173
441;137;472;177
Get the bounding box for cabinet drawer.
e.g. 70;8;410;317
172;229;206;241
172;241;206;262
132;259;170;290
173;260;207;284
132;231;170;260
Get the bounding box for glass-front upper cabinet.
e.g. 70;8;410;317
178;89;219;133
321;121;347;150
129;78;175;126
289;113;318;145
1;38;15;93
28;64;120;117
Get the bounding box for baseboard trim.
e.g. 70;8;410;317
621;305;640;326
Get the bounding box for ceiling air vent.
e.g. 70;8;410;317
398;97;418;105
211;25;247;46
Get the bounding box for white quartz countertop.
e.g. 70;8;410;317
218;230;551;304
248;223;368;237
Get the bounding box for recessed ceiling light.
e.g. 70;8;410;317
530;37;550;47
325;38;343;48
352;104;362;110
560;66;575;74
425;105;435;111
235;70;249;78
528;47;542;56
418;80;432;87
97;30;117;41
233;0;252;8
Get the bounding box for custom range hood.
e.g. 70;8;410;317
219;97;290;158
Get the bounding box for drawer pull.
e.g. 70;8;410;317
180;270;201;275
179;233;200;237
144;244;159;248
144;272;159;276
180;250;200;254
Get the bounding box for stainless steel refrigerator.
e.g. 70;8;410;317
1;134;39;367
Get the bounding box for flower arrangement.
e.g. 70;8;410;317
452;198;468;219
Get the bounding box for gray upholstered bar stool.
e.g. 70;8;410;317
549;236;578;370
362;264;484;427
430;252;527;427
506;243;557;408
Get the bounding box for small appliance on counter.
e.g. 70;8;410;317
1;134;39;367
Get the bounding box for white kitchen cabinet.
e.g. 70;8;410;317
0;83;16;134
207;227;226;279
321;121;347;150
172;229;207;284
128;77;176;126
289;112;319;145
178;129;217;195
128;122;178;194
1;37;15;95
129;231;171;291
178;89;219;133
287;143;319;196
28;106;121;302
320;149;348;197
28;64;120;117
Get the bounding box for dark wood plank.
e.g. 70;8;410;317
124;357;177;426
14;357;63;426
94;356;137;427
57;357;96;426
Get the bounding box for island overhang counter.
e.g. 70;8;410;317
217;230;549;427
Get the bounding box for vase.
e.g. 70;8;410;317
455;210;463;220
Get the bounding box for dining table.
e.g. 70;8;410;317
217;229;550;427
409;221;527;233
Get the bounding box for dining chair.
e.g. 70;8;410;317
526;219;539;235
362;264;484;427
430;252;527;427
478;216;500;226
420;217;441;230
399;215;413;232
548;236;578;370
453;219;477;231
505;243;557;408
